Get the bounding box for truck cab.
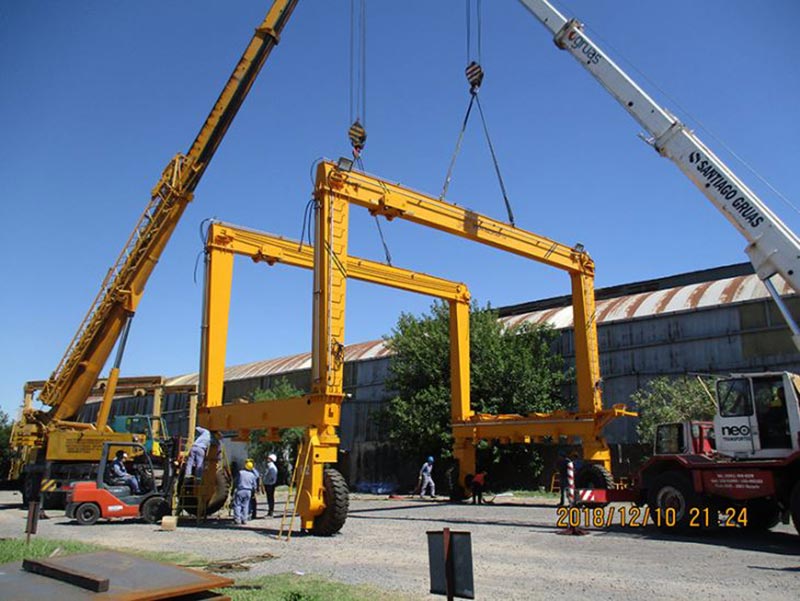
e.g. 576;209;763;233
654;421;715;456
715;372;800;459
111;414;169;456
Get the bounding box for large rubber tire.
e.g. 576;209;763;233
745;499;780;531
647;472;698;532
447;464;465;502
575;464;614;507
312;468;349;536
790;481;800;536
575;464;615;489
183;465;230;517
74;502;100;526
141;496;171;525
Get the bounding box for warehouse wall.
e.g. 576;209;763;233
86;275;800;488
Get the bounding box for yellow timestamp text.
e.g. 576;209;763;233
555;505;749;529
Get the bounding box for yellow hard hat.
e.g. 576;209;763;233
245;458;254;470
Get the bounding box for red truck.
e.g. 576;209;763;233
579;372;800;534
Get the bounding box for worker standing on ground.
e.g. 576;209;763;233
419;456;436;499
471;471;487;505
247;458;261;520
556;449;570;507
234;459;259;525
185;426;213;478
111;450;141;494
264;453;278;517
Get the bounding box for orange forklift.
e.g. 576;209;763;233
66;441;178;525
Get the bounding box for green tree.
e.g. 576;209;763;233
382;300;569;463
0;410;12;478
632;376;717;445
248;378;305;475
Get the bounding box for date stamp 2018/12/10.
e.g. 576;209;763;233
555;505;749;529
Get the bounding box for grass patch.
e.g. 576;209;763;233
220;573;413;601
0;537;202;567
506;489;557;498
0;537;100;564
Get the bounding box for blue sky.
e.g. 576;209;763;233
1;0;798;417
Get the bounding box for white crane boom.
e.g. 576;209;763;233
518;0;800;347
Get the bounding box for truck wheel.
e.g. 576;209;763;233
74;503;100;526
745;499;780;531
575;464;614;507
312;468;349;536
141;496;171;524
647;472;698;532
791;482;800;536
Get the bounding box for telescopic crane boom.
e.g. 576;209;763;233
518;0;800;348
37;0;298;423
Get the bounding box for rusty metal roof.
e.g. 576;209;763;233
168;339;392;386
502;273;792;330
167;273;793;385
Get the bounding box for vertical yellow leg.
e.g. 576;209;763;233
449;300;472;423
583;437;612;473
452;435;476;494
295;164;351;529
570;272;603;414
200;246;234;408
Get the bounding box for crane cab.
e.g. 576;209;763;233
714;372;800;459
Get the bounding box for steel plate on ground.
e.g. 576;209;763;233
0;550;233;600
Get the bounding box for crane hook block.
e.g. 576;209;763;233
465;61;484;93
349;120;367;155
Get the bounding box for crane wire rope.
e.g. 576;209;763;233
346;1;392;265
440;0;515;227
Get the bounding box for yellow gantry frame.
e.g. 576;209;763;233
198;221;471;528
201;160;632;518
315;161;633;481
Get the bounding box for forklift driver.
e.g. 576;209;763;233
109;450;141;494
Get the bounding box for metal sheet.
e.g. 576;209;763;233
0;551;233;601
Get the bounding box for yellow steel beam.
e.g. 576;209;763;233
206;222;471;302
319;161;593;275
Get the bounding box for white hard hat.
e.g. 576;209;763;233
268;453;277;462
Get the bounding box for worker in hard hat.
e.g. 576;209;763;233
233;458;259;525
111;450;141;494
419;456;436;499
264;453;279;517
247;458;261;520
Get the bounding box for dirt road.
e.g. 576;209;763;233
1;490;797;600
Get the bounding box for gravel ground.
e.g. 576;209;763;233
1;490;798;600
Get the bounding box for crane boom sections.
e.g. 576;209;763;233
39;1;298;420
518;0;800;343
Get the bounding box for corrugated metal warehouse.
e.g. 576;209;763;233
80;262;800;488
